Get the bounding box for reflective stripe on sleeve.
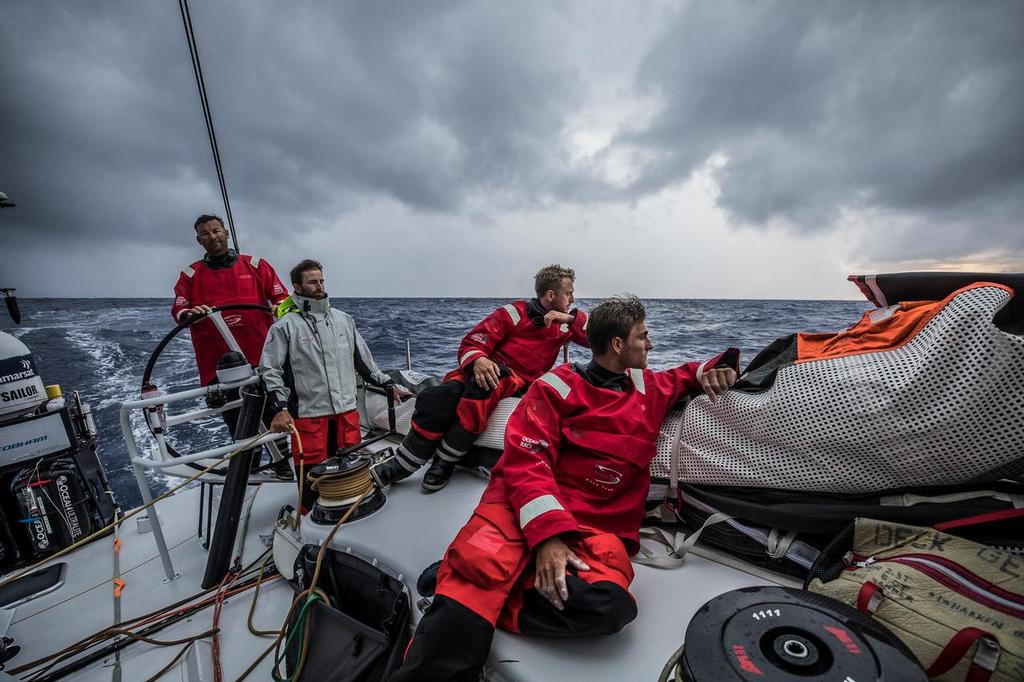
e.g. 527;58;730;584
251;255;262;268
627;368;646;394
519;494;564;528
695;358;711;382
460;349;484;366
502;303;522;325
537;372;571;400
182;266;195;278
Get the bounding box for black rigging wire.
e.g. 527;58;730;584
177;0;240;252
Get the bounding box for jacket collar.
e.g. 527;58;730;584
203;249;238;269
291;293;330;315
573;359;632;392
525;298;549;326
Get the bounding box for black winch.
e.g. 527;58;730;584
308;452;386;525
661;586;926;681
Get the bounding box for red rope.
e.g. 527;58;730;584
211;562;241;682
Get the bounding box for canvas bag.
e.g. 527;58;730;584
806;514;1024;681
286;545;412;681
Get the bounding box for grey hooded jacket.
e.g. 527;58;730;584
259;293;392;418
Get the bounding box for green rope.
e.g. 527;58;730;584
271;593;323;682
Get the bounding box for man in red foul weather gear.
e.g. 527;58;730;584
389;296;739;682
371;264;590;492
171;214;290;474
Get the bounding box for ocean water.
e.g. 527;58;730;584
3;297;867;507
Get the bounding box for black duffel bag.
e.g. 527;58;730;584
678;481;1024;548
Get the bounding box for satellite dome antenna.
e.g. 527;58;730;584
0;191;15;208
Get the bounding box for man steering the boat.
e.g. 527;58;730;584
260;259;408;510
171;214;292;477
390;296;739;682
371;264;589;492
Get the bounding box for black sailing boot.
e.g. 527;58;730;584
422;431;472;493
421;456;457;492
272;457;295;480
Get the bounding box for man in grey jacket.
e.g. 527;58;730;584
260;259;406;504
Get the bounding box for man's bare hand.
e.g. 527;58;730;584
542;310;574;328
187;304;214;318
389;385;412;403
270;409;294;433
700;367;737;400
534;536;590;611
472;357;501;391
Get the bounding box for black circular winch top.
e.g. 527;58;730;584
308;453;369;478
679;586;926;681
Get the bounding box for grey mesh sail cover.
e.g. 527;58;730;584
652;284;1024;493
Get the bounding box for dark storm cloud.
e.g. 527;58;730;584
0;1;584;251
625;1;1024;259
1;0;1021;287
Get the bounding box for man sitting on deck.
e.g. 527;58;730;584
389;296;739;682
372;264;589;492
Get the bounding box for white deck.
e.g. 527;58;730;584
4;482;298;680
3;462;788;681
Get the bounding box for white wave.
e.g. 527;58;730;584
63;328;138;410
3;326;41;337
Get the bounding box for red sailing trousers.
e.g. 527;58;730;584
391;501;638;682
291;410;362;513
437;501;635;630
290;409;361;465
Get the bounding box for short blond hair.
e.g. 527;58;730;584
534;264;575;298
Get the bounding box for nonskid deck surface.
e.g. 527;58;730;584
303;468;785;682
4;483;299;681
4;462;785;681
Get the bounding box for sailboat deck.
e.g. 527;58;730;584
4;459;788;681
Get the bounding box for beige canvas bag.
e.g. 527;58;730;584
807;514;1024;681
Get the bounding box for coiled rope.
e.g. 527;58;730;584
307;459;374;503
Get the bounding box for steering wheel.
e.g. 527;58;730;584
141;304;274;473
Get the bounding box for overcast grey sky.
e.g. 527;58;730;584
1;1;1021;299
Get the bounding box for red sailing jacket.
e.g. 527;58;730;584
482;350;738;553
453;300;589;383
171;254;288;385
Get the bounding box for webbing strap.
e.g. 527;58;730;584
880;491;1024;508
926;627;1000;680
856;581;882;615
668;408;685;500
933;508;1024;532
633;511;733;569
765;528;798;560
